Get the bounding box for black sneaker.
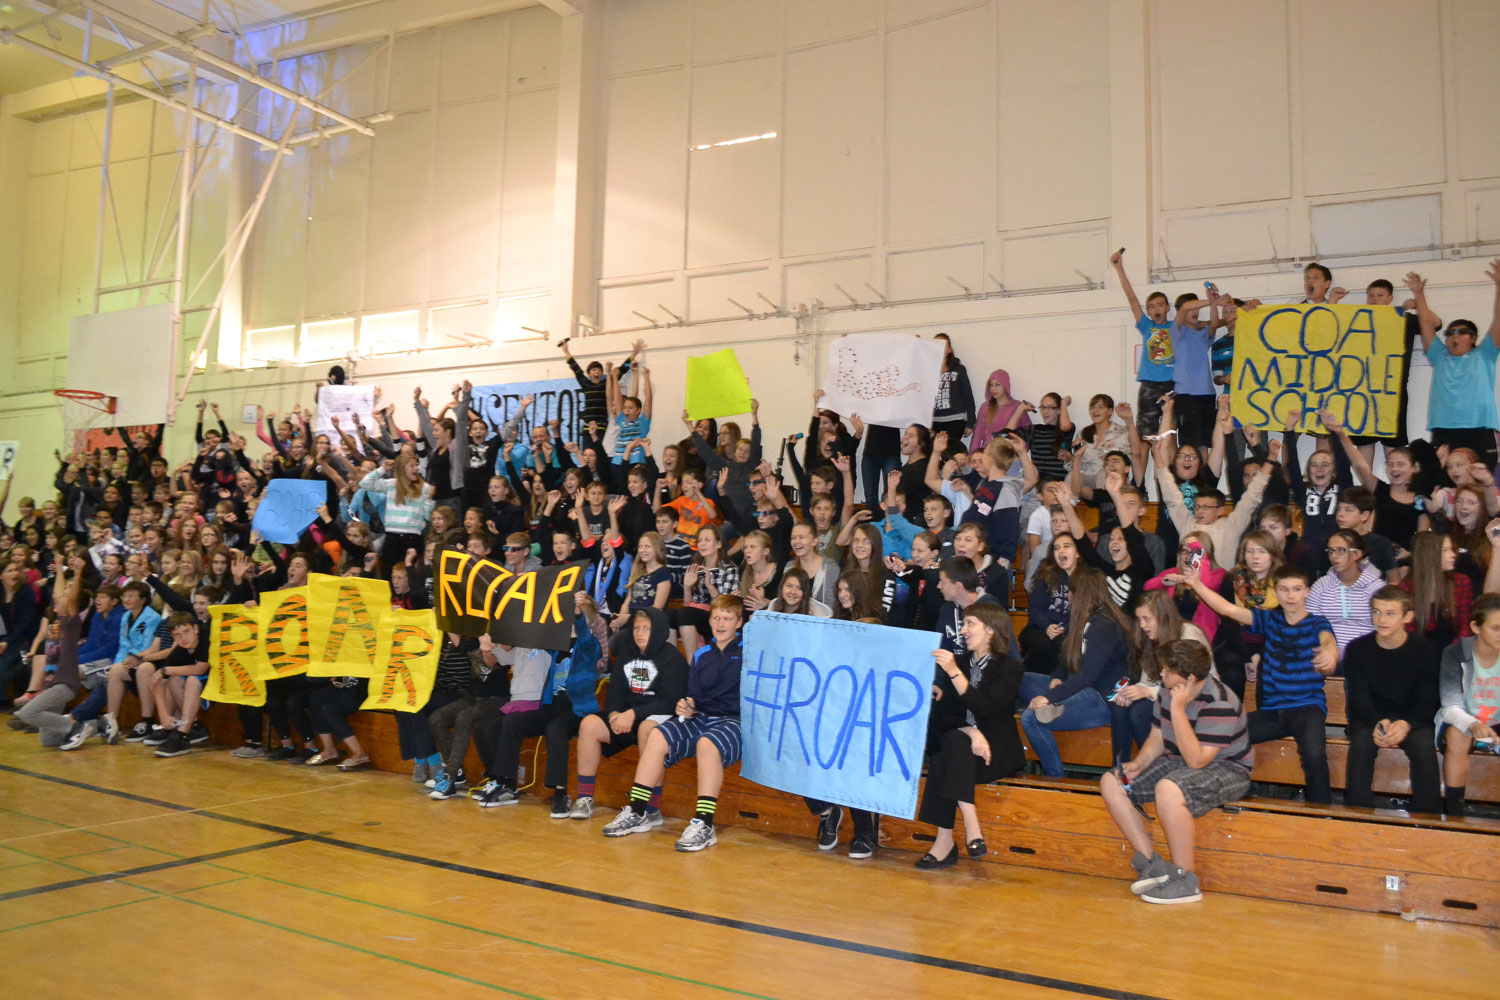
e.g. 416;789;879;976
848;832;876;860
816;806;843;851
154;732;191;758
123;721;152;743
549;790;573;818
187;722;211;745
142;726;171;746
264;745;297;762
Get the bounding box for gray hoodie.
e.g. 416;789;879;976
1438;636;1499;733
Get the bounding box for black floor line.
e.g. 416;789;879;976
0;763;1169;1000
0;837;303;902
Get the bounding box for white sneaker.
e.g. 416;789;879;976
60;719;99;751
602;807;655;837
675;818;717;852
568;795;595;820
101;713;120;745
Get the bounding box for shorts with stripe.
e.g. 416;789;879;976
658;715;742;768
1128;755;1250;818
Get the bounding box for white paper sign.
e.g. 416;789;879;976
0;441;17;480
312;385;376;442
241;404;259;425
819;334;945;429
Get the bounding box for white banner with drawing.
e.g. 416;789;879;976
313;385;377;442
819;334;945;429
0;441;16;480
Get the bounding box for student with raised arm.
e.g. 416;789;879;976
561;337;641;436
1152;430;1271;572
1181;561;1338;803
1407;264;1500;468
1099;639;1253;905
1326;407;1428;551
1111;250;1176;467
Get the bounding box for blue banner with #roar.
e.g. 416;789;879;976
739;613;938;820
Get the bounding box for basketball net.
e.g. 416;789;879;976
54;389;117;457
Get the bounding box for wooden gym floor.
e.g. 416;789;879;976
1;739;1492;1000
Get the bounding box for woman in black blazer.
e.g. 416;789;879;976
916;601;1025;870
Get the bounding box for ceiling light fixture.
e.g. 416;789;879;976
692;131;777;151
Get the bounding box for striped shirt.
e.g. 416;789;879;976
612;414;650;464
1307;564;1382;657
435;636;479;693
1156;673;1253;772
358;470;436;535
1250;607;1334;712
662;535;694;585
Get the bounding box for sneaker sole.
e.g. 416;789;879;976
1141;890;1202;905
154;748;191;758
848;847;874;860
676;833;718;852
550;810;572;819
429;793;460;800
479;799;519;809
1131;874;1172;895
568;812;595;820
604;823;654;837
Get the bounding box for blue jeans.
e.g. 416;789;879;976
1109;698;1154;763
1018;671;1112;777
860;450;901;508
71;685;109;722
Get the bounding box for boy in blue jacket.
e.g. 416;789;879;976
602;595;743;849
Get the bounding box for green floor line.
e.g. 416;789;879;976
0;804;190;859
205;866;781;1000
168;895;551;1000
0;895;159;934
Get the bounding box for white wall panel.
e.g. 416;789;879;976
18;173;64;357
68;109;104;171
687;58;779;268
786;0;877;47
247;145;310;324
28;117;69;176
509;6;562;92
59;170;99;319
886;0;978;29
1309;195;1441;267
368;111;433;209
304;215;365;318
108;101;155;164
999;228;1107;291
783;255;875;308
604;0;688;75
692;0;780;62
97;157;148;292
687;268;776;321
887;243;983;300
437;17;509;104
185;146;229;311
1299;0;1444;195
388;31;438;113
886;6;994;243
500;88;559;292
782;36;879;256
430;98;504;302
998;0;1109;230
599;278;680;331
1162;207;1289;268
601;70;688;278
1469;188;1500;243
363;200;430;310
1452;0;1500;182
309;134;370;221
1156;0;1291;210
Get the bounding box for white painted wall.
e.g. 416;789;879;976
2;0;1498;505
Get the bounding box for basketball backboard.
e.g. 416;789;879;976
67;304;175;426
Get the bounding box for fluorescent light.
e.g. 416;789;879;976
692;131;777;151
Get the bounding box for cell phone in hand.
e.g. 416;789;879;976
1185;540;1205;571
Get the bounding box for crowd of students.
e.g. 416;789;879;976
2;257;1498;906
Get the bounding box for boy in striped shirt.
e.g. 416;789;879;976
1183;563;1339;803
1101;640;1253;904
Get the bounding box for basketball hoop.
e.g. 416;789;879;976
54;389;118;455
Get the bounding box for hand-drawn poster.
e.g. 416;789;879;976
819;334;944;429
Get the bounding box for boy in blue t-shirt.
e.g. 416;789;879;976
1183;563;1339;804
1110;249;1174;472
1168;290;1230;457
1405;264;1500;469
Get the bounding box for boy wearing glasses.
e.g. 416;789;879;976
1406;262;1500;468
501;531;540;573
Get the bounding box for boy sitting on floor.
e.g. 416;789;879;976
1099;639;1253;905
601;594;744;849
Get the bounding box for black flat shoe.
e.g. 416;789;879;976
914;846;959;871
967;838;987;859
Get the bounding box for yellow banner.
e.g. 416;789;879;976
1230;303;1408;437
206;605;269;706
684;347;753;421
204;576;441;712
361;610;442;712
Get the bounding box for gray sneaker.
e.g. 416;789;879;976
229;743;265;759
675;818;718;852
1032;702;1065;724
1130;852;1173;894
568;795;596;820
646;808;664;828
59;719;99;751
602;807;655;837
1141;867;1202;905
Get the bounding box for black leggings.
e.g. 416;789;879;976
381;532;424;579
265;676;319;744
479;695;581;789
309;681;369;742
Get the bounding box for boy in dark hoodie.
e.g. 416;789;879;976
576;606;688;830
602;595;744;847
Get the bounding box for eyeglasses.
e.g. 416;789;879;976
1324;547;1355;556
504;545;527;552
1195;503;1222;512
749;479;766;486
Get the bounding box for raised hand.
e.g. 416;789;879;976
1487;258;1500;287
1402;272;1426;295
1282;407;1302;433
1115;401;1133;422
1317;408;1342;434
1109;248;1124;267
1328;286;1348;303
933;430;949;454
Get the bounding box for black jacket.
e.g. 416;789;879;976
931;651;1025;782
603;606;689;719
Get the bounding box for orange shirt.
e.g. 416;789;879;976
664;494;719;547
